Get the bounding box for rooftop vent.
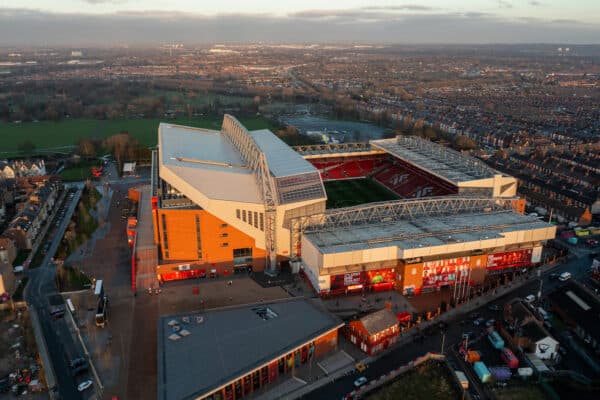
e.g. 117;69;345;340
253;307;278;321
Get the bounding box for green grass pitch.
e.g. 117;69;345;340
324;179;398;208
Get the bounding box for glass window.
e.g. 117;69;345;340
254;212;258;228
236;209;241;219
248;211;252;226
242;210;247;222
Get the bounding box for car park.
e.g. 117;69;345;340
77;380;93;392
353;377;368;388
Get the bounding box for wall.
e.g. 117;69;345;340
156;208;266;268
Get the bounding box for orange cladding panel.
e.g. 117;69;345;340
399;261;423;292
156;208;265;264
469;255;488;285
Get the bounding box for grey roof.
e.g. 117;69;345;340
249;129;318;178
360;309;398;336
549;282;600;339
157;298;343;400
370;136;500;183
304;211;552;254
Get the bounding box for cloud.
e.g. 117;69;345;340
82;0;128;4
0;8;596;46
497;0;513;8
361;5;435;11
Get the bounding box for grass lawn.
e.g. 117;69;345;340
0;114;277;157
324;178;398;208
59;160;102;182
366;362;458;400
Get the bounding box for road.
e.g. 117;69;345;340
302;255;593;400
24;185;90;400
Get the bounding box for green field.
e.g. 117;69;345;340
0;115;277;157
324;179;398;208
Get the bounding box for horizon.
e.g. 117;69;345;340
1;1;599;46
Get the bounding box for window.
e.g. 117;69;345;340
195;215;202;260
236;209;241;219
220;233;228;238
248;211;252;226
161;214;169;258
254;212;258;228
233;248;252;258
242;210;247;222
252;307;278;320
260;213;264;231
220;223;228;228
221;242;229;247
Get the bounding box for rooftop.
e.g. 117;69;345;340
360;309;398;336
303;210;552;254
370;136;500;183
157;298;343;400
159;121;324;205
549;282;600;339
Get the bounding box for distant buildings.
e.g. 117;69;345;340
1;176;58;250
0;159;46;179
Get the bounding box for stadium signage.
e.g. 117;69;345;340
486;249;532;271
422;257;470;288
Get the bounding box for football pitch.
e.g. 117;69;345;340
324;179;398;208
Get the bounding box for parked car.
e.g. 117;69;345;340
524;295;536;303
77;380;93;392
353;377;368;388
488;304;501;312
558;272;571;282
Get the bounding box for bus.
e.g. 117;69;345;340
95;296;108;328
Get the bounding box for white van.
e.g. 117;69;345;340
537;307;549;320
558;272;572;282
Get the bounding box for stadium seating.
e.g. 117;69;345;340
309;156;387;181
308;154;458;199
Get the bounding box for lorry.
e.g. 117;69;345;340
473;362;491;383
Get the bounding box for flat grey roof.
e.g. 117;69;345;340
158;298;343;400
249;129;318;178
370;136;499;183
304;211;552;254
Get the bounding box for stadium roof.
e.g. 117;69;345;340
159;123;323;204
158;298;343;400
249;129;318;177
303;211;552;254
370;136;500;183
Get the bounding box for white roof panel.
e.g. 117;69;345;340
249;129;318;178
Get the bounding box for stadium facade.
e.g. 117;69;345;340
151;116;556;296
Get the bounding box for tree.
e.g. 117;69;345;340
78;138;98;159
103;132;139;169
454;135;477;151
18;139;36;155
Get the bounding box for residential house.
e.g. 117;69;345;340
344;308;399;355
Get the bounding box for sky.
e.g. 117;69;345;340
0;0;598;45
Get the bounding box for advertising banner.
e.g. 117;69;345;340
487;249;532;270
330;268;396;291
422;257;470;288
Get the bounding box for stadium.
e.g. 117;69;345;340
149;115;556;297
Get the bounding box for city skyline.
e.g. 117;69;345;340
0;0;599;45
